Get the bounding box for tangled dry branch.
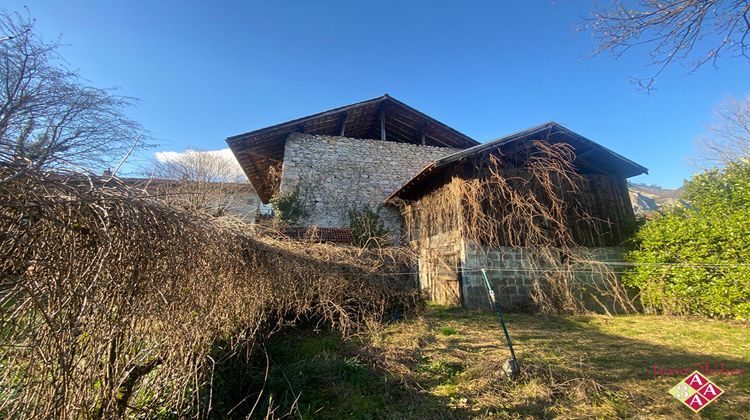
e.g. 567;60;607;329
403;141;637;315
0;162;417;418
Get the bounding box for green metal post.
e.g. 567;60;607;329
481;269;518;366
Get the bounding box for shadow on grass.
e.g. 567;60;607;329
426;305;750;418
207;307;749;419
206;326;469;419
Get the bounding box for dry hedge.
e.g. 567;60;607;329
0;163;417;418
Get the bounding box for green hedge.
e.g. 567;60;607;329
624;161;750;320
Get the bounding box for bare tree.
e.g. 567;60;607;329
0;9;144;169
587;1;750;90
149;149;258;217
696;95;750;164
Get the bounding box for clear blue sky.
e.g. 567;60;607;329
7;0;749;188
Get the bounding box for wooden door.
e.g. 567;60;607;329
422;248;462;306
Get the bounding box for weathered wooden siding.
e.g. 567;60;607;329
407;170;636;248
566;173;636;246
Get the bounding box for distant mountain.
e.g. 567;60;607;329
627;182;686;215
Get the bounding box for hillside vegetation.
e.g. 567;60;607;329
628;183;684;215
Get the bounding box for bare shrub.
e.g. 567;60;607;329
401;141;636;315
0;162;417;418
696;94;750;166
349;206;390;248
148;149;256;217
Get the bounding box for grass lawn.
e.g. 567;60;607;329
227;306;749;419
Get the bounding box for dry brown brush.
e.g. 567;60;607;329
402;141;636;314
0;162;417;418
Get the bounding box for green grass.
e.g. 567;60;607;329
215;307;749;418
439;326;459;336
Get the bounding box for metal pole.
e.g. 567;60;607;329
481;269;518;366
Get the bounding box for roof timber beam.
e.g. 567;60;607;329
417;122;430;145
568;145;619;176
379;102;386;141
337;111;348;136
240;154;272;201
575;158;616;176
501;138;542;155
574;148;596;160
383;121;420;143
244;150;282;163
386;112;424;133
380;116;451;147
381;120;450;148
386;114;453;148
422;133;452;148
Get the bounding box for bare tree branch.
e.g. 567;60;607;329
108;134;143;180
0;8;147;169
695;94;750;165
586;0;750;91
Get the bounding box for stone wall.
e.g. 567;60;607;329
279;133;457;239
224;189;267;223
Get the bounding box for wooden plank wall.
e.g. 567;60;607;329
408;170;635;248
566;174;635;247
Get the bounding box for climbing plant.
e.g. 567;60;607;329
270;188;309;227
349;206;390;248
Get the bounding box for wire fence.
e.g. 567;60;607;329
369;261;748;277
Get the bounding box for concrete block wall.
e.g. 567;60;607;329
460;244;539;310
459;242;628;311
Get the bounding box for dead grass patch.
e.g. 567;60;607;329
357;305;750;418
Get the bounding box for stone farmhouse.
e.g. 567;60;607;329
226;95;647;308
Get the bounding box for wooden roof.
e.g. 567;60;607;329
389;122;649;201
226;94;479;202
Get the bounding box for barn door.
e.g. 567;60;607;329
424;249;462;306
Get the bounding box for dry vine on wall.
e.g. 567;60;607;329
403;141;636;315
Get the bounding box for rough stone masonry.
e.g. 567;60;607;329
279;132;457;239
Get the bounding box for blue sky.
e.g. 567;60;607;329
7;1;749;188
